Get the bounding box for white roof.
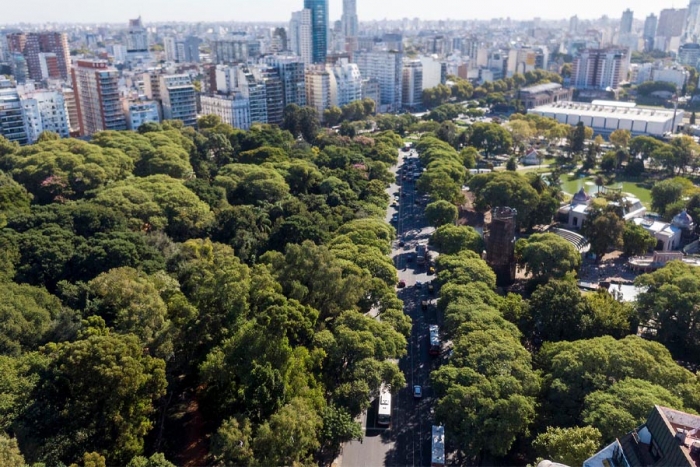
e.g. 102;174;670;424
530;101;677;124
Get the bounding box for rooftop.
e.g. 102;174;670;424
531;101;677;123
520;82;563;94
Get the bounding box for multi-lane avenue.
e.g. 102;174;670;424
339;147;439;467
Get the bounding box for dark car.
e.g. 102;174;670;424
421;300;428;311
397;279;406;288
428;283;434;294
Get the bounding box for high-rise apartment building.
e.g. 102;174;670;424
126;17;149;54
304;0;329;64
159;75;197;127
679;43;700;67
305;67;337;119
20;89;70;143
331;59;362;107
253;66;284;126
290;9;313;65
571;48;629;90
569;15;579;34
264;55;307;107
402;60;423;110
643;14;658;52
0;78;28;145
341;0;359;39
71;60;126;136
658;8;688;37
212;39;261;64
238;66;268;125
7;32;70;81
620;9;634;35
354;50;403;112
686;0;700;42
164;36;178;62
61;87;79;134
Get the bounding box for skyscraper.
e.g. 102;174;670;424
686;0;700;42
354;50;404;112
70;60;127;136
290;9;313;65
126;17;149;54
304;0;329;64
571;48;629;90
643;14;657;52
341;0;359;39
159;75;198;127
620;9;634;34
569;15;579;34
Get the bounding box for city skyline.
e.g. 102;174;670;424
0;0;686;24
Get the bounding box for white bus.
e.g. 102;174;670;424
377;385;392;426
429;325;440;356
431;425;445;467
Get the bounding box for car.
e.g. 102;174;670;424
415;280;423;289
413;385;422;399
428;283;435;294
391;214;399;223
421;300;428;311
397;279;406;288
398;240;405;247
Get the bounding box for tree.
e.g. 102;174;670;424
537;335;700;427
469;122;513;156
425;200;458;227
570;122;587;154
0;434;26;467
584;211;624;258
636;261;700;361
529;277;585;342
651;179;685;216
422;84;452;108
17;334;167;465
320;405;362;455
210;416;255;467
506;156;517;171
515;233;581;282
127;453;176;467
430;225;484;255
609;129;631;150
436;250;497;289
533;426;602;467
323;106;343;127
622;222;656;256
582;378;684;442
252;398;322;466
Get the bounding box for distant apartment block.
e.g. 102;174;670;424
200;93;252;130
212;39;261;64
402;60;423;109
71;60;127;136
6;32;70;81
355;50;403;113
571;48;629;90
305;67;337;120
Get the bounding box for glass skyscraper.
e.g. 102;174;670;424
304;0;328;64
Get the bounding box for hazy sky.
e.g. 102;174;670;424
0;0;686;24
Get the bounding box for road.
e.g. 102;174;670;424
339;149;438;467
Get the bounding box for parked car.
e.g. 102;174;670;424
397;279;406;288
428;282;434;294
421;300;428;311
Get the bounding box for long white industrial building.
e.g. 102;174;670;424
529;100;683;137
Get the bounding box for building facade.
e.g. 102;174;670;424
159;74;197;127
354;50;403;112
341;0;359;39
126;17;149;54
201;93;252;130
331;59;362;107
402;60;423;109
519;83;573;109
20;90;70;143
571;48;629;90
304;0;329;64
290;9;313;66
264;55;307;108
71;60;127;136
0;78;28;145
305;67;337;120
6;32;70;81
124;100;160;130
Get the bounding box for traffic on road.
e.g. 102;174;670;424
340;145;444;467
